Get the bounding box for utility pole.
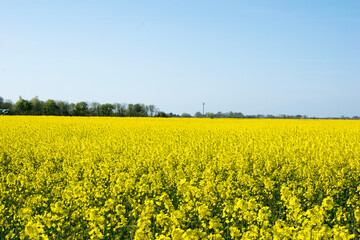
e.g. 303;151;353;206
203;102;205;117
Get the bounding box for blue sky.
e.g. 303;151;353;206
1;1;359;117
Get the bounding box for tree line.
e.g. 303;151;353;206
0;96;160;117
192;111;309;119
194;112;359;119
1;96;358;119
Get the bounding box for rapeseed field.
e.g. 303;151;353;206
0;116;359;239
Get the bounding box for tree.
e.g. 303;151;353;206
89;102;101;116
168;112;179;117
126;104;134;117
155;111;168;117
74;102;88;116
15;97;32;115
100;103;115;116
181;113;192;118
57;101;70;116
114;103;126;117
194;112;202;118
214;112;223;118
44;99;60;115
69;103;76;115
31;96;44;115
233;112;244;118
206;112;215;118
148;105;156;117
134;104;142;116
133;103;147;117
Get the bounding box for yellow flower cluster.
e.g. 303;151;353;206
0;116;360;239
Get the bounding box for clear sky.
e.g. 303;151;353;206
1;1;359;117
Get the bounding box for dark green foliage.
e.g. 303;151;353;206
15;98;33;115
155;112;168;118
1;96;160;117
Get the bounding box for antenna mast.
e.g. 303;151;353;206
203;102;205;117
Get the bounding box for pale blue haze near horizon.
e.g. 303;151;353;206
0;0;359;117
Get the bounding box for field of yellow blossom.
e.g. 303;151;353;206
1;116;360;239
